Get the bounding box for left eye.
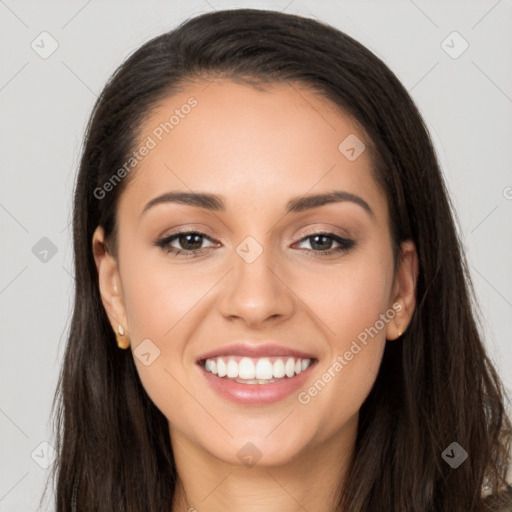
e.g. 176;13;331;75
295;233;351;252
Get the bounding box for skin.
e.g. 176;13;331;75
93;79;418;512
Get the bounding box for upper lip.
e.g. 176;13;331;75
196;343;317;362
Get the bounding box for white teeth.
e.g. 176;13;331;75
239;357;256;379
217;358;227;377
273;359;285;378
234;377;275;385
285;358;295;378
226;359;238;378
202;356;313;382
255;358;273;380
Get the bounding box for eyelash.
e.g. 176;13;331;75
154;230;355;258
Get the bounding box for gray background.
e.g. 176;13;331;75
1;0;511;509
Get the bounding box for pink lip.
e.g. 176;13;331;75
196;343;316;362
198;360;317;405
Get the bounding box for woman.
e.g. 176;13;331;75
45;8;512;511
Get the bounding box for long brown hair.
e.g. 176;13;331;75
44;8;512;511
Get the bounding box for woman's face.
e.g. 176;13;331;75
94;79;417;468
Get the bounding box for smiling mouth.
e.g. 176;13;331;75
199;355;317;385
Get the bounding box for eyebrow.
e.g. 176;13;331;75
140;190;374;218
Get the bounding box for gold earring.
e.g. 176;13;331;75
394;318;403;337
116;324;130;349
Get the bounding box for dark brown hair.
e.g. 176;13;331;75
44;8;512;511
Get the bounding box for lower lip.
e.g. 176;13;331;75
198;361;317;405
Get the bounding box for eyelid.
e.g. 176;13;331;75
294;225;351;240
158;224;217;238
159;229;218;247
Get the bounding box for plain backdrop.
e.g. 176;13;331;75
1;1;511;510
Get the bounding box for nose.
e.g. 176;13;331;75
218;243;295;327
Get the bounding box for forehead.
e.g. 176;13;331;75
118;79;386;222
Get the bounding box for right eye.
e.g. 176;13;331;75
154;231;219;257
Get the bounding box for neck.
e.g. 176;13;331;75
170;414;357;512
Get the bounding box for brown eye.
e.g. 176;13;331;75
155;231;217;257
175;233;204;251
296;233;354;255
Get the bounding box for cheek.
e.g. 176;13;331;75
120;256;196;417
293;250;392;412
302;338;386;439
300;253;392;422
119;248;210;408
297;254;393;346
120;247;206;342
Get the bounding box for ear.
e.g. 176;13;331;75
386;239;419;340
92;225;129;337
